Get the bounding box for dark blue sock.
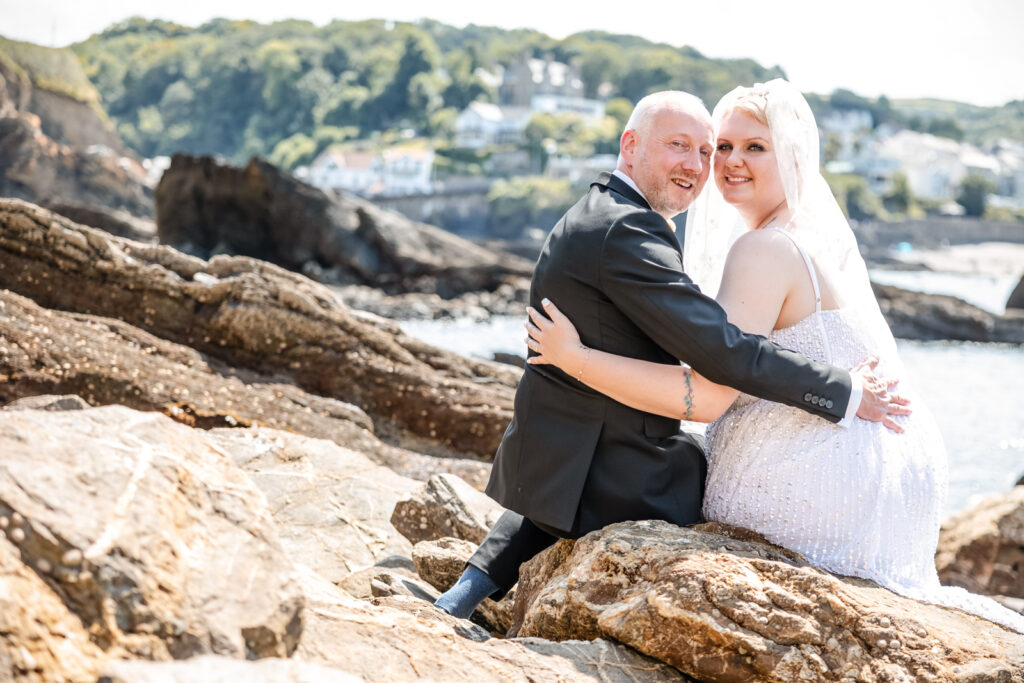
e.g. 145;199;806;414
433;565;499;619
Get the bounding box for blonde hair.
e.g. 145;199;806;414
718;88;770;127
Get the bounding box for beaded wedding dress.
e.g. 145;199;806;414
702;227;1024;633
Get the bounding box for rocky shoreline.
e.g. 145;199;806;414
2;196;1024;681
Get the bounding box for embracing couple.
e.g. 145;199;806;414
436;79;1024;633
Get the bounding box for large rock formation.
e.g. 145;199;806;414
0;41;152;218
873;282;1024;343
294;569;687;682
155;154;533;296
0;402;686;682
0;406;304;663
512;521;1024;682
937;486;1024;599
208;427;419;584
0;290;489;487
0;198;517;460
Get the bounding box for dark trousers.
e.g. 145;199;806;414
467;509;579;599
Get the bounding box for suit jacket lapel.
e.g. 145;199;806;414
593;172;683;256
593;171;652;211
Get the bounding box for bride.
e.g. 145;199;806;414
525;79;1024;633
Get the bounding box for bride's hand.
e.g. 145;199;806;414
524;298;586;372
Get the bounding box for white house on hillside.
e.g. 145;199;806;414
306;147;434;197
381;147;435;195
454;102;533;149
307;150;380;196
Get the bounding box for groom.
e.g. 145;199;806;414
435;91;903;618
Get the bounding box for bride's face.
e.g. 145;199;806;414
714;110;787;223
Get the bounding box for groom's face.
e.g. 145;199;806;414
623;108;713;218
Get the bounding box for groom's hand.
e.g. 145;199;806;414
851;356;912;433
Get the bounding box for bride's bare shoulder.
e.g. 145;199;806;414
723;228;804;277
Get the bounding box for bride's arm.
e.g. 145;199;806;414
526;300;739;422
526;232;796;422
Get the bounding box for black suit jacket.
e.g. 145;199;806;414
486;172;852;534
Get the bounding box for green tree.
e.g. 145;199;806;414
956;174;997;217
882;171;916;215
487;176;577;238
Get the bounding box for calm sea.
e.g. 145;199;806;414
400;272;1024;517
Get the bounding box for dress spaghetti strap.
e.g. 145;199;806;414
766;226;822;312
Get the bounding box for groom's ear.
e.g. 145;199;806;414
620;130;637;163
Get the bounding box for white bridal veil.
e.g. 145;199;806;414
683;78;902;375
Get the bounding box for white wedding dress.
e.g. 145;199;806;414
702;227;1024;633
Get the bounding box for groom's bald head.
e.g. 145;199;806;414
622;91;711;140
617;91;714;219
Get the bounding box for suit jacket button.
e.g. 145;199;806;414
803;393;813;402
826;399;834;409
811;395;820;405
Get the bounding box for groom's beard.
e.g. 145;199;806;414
632;165;703;217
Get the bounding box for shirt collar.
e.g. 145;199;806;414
611;169;648;204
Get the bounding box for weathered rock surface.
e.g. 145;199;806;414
937;486;1024;599
44;199;156;243
0;406;304;662
207;427;418;584
98;655;362;683
0;198;518;460
368;569;441;602
295;568;687;681
513;520;1024;682
392;473;504;545
412;537;480;591
155;154;532;297
412;537;516;636
1008;274;1024;310
0;47;151;218
1;393;89;411
1;535;109;682
333;281;530;321
0;289;489;487
874;282;1024;343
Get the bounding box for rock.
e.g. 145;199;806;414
368;569;440;602
391;473;505;545
44;199;156;243
0;535;109;682
294;568;687;682
2;394;89;411
873;282;1024;343
0;113;153;218
412;537;480;591
207;427;417;584
98;655;362;683
493;351;526;368
1009;274;1024;310
0;198;517;460
937;487;1024;599
155;154;532;297
333;282;530;320
0;289;486;486
0;42;151;219
513;520;1024;682
412;537;516;636
0;405;304;661
337;556;420;599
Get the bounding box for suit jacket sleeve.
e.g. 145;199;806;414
599;210;852;422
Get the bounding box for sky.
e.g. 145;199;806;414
1;0;1021;107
